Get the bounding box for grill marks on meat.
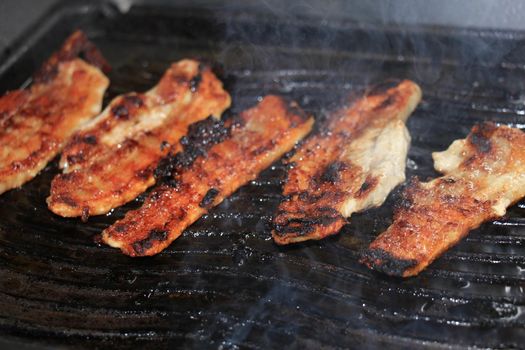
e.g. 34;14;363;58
272;80;422;244
0;31;109;195
47;59;231;217
361;123;525;277
102;95;314;256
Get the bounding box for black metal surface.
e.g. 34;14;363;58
1;1;525;348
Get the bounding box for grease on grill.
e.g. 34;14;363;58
154;116;229;184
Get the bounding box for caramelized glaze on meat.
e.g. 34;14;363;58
102;95;314;256
47;60;231;219
272;80;422;244
0;31;109;195
361;123;525;277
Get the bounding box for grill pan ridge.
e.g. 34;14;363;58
1;1;525;348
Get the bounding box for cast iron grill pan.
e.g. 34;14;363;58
0;1;525;348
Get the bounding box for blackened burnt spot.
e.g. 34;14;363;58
298;191;324;202
374;95;396;110
67;153;84;166
149;229;168;241
317;206;342;215
154;116;229;185
360;181;370;192
177;208;187;220
111;105;129;119
463;155;476;167
136;168;151;180
189;64;205;92
132;229;169;255
160;140;170;151
355;176;378;198
367;80;401;96
200;188;219;208
177;116;228;167
286;214;341;227
320;161;346;183
469;123;495;153
360;248;417;277
154;155;175;183
273;211;343;237
273;222;314;236
58;194;78;208
83;135;97;145
251;144;271;156
165;178;179;188
283;150;296;161
441;177;456;184
114;224;127;233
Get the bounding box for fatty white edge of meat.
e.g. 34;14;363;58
432;133;525;217
340;120;410;218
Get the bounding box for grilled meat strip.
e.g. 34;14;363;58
102;95;314;256
272;80;422;244
47;59;231;219
361;123;525;277
0;31;109;195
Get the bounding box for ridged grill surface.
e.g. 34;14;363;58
1;2;525;349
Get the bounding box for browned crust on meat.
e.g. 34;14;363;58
47;60;231;217
102;95;314;256
272;80;421;244
0;31;109;195
57;61;216;173
34;30;110;83
361;123;525;277
58;93;147;171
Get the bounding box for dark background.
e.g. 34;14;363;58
3;0;525;58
